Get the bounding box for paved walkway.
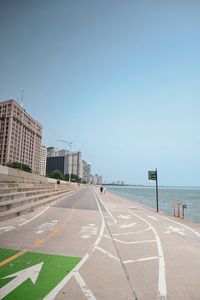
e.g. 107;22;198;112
45;188;200;300
0;187;200;299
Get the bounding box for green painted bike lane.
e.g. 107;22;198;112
0;248;81;300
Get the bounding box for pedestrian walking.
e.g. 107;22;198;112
100;186;103;193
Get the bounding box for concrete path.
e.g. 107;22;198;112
0;187;200;299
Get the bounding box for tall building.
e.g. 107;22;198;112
82;160;91;183
46;147;83;178
97;175;103;185
90;174;94;184
94;174;98;185
47;147;69;158
0;99;42;174
40;146;47;176
71;151;83;178
46;156;68;174
47;146;59;157
87;163;91;182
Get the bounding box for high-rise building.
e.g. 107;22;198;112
40;146;47;176
90;174;94;184
71;151;83;178
97;175;103;185
46;147;83;178
94;174;98;185
87;162;91;183
0;99;42;174
91;173;103;185
82;160;91;183
46;156;67;174
47;147;69;158
47;146;59;157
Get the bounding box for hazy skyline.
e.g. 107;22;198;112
1;0;200;186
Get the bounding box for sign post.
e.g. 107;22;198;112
148;169;159;212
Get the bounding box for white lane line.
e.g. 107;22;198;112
74;272;96;299
0;207;50;233
97;193;138;299
105;208;117;225
148;216;159;221
18;206;50;226
160;215;200;238
103;234;156;244
129;211;167;300
2;190;80;230
111;226;151;236
0;226;16;231
124;256;159;264
95;246;120;262
43;189;105;300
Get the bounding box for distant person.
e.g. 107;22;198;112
100;186;103;193
104;187;106;194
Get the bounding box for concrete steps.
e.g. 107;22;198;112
0;186;56;195
0;187;71;202
0;182;79;221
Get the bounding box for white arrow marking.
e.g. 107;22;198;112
165;226;186;236
120;223;137;228
0;262;44;299
147;216;158;221
118;214;132;220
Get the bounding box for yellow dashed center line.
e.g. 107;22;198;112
0;249;28;267
33;239;46;247
0;198;80;267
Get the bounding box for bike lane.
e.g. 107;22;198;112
98;190;200;300
0;188;102;300
135;209;200;300
58;190;200;300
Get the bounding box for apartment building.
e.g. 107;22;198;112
82;160;91;183
97;175;103;185
0;99;42;174
46;147;83;178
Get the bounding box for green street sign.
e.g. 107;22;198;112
148;170;159;212
0;248;81;300
148;170;157;181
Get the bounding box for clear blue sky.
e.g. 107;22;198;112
1;0;200;186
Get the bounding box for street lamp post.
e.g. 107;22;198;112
56;140;73;183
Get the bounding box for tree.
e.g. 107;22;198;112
46;170;64;180
6;162;32;173
64;173;82;183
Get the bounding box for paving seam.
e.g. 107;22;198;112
129;210;167;300
94;190;138;300
42;187;106;300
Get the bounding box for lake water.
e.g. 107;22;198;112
106;185;200;224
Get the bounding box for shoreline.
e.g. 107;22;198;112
105;189;200;230
106;184;200;189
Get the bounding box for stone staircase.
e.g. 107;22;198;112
0;182;79;221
